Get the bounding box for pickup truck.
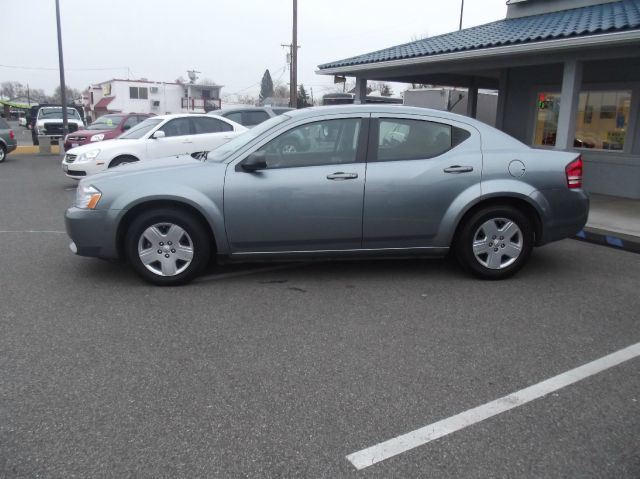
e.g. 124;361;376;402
31;106;85;145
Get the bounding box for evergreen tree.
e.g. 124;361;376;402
259;69;275;104
297;84;311;108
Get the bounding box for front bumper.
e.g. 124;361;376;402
65;207;121;259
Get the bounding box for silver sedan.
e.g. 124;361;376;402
65;105;589;285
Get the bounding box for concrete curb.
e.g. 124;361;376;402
13;145;61;155
575;227;640;254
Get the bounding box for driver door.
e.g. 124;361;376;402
224;115;369;254
146;117;194;158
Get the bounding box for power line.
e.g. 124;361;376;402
0;64;129;72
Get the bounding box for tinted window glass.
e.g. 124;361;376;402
376;119;452;162
225;112;243;124
242;111;270;126
252;118;361;169
159;118;191;137
192;117;233;134
123;116;138;129
119;119;163;139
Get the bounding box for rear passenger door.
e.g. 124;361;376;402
362;115;481;249
147;117;193;158
190;117;236;152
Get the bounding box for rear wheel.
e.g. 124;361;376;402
109;155;138;168
0;144;6;163
125;209;211;286
455;205;533;280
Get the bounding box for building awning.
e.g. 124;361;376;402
318;0;640;75
94;96;115;111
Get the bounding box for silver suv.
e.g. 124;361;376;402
65;105;589;286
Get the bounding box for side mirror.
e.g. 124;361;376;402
151;130;165;139
241;151;267;172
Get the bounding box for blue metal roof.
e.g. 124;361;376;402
318;0;640;70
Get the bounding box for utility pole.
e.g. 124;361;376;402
290;0;298;108
459;0;465;30
55;0;68;146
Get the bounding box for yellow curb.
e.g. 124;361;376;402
14;145;61;155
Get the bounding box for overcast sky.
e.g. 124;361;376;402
2;0;507;101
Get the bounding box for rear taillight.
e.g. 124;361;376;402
566;156;583;189
9;130;15;140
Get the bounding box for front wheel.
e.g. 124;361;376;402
455;206;533;280
109;155;138;168
125;209;211;286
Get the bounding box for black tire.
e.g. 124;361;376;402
0;144;6;163
125;208;211;286
109;155;138;168
454;205;533;280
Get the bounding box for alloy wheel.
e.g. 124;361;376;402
137;223;194;277
472;217;523;270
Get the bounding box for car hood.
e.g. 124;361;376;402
69;128;112;137
67;138;141;155
86;154;206;182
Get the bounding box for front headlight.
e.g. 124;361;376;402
75;149;101;164
90;134;105;142
75;184;102;209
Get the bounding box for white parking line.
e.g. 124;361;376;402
346;342;640;470
196;262;311;283
0;230;65;234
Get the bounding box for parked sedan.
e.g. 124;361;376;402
65;105;589;285
61;114;246;178
0;118;17;163
209;106;292;128
63;113;153;151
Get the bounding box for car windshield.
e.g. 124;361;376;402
206;114;291;162
38;108;80;120
86;115;124;131
119;118;162;139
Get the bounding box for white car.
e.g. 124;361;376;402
61;114;247;178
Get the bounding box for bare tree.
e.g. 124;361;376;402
368;81;394;96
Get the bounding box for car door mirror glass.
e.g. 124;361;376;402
152;130;166;139
241;151;267;171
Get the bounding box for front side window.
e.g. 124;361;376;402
243;111;270;126
375;119;454;162
533;90;632;150
159;118;191;137
252;118;361;169
225;112;243;125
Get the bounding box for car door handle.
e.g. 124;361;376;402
443;165;474;173
182;139;193;144
326;172;358;180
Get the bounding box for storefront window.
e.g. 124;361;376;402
533;90;632;151
575;90;631;150
533;92;561;146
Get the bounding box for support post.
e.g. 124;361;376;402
555;59;583;150
495;69;509;130
466;81;478;119
354;78;367;105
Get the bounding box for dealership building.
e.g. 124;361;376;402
317;0;640;199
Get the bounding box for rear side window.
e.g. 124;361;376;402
159;118;191;137
374;118;469;162
192;117;233;134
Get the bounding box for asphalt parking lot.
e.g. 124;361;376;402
1;154;639;478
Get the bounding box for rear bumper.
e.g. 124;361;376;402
64;207;121;259
6;142;17;153
533;188;589;245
